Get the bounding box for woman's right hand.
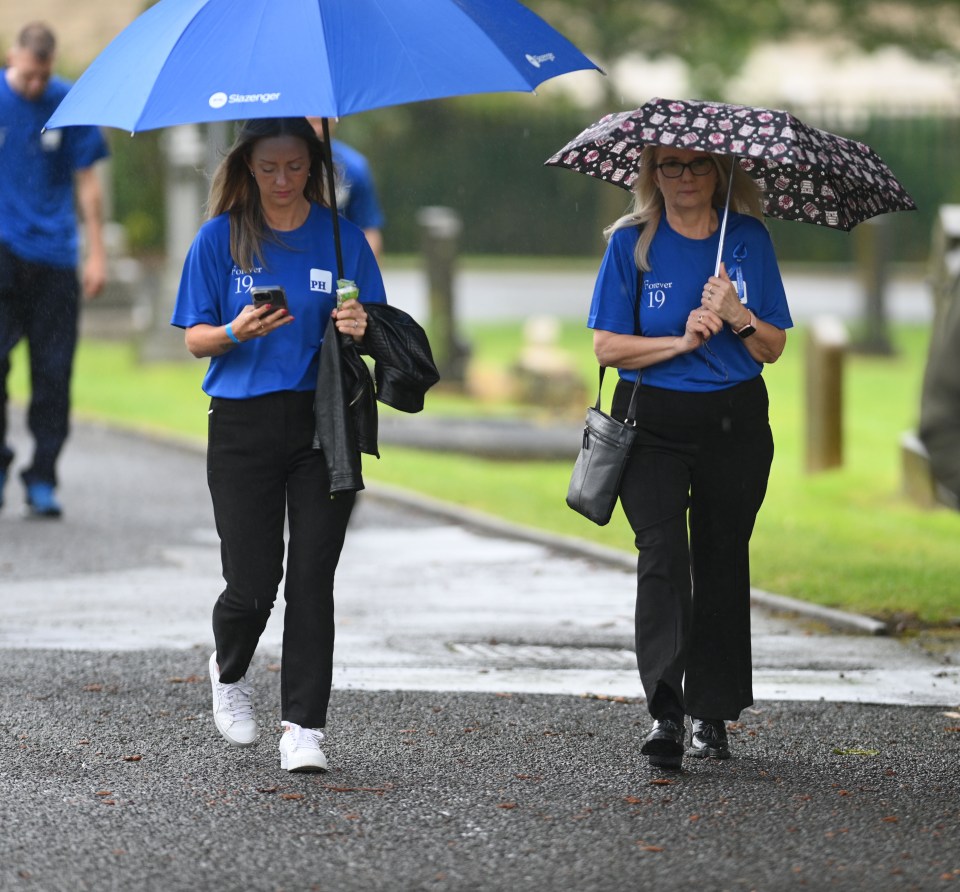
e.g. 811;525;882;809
185;304;294;358
230;304;294;342
678;308;722;354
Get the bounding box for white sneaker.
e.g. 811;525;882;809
279;721;328;772
208;652;258;747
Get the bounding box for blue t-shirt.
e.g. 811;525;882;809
588;213;793;392
171;203;387;399
333;139;385;232
0;73;109;268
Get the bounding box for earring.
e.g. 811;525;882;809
249;170;255;178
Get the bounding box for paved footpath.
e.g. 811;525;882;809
0;419;958;891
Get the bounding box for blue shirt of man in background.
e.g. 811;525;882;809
307;117;385;262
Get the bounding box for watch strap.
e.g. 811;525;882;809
734;311;756;338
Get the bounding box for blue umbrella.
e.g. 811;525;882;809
44;0;600;133
45;0;600;276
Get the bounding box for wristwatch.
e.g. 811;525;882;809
734;312;757;339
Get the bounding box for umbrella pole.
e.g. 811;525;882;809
320;117;345;281
713;155;737;276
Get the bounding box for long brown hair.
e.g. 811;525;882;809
605;145;766;271
207;117;330;272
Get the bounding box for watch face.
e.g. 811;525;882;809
736;324;757;339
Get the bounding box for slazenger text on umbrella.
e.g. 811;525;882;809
208;92;282;110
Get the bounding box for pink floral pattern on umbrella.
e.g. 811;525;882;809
545;97;916;231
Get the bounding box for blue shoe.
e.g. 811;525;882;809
0;468;6;509
25;481;62;518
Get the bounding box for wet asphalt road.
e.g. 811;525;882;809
0;419;958;890
1;648;958;892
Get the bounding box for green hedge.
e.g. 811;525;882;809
108;99;954;263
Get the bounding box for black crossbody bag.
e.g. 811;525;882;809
565;268;644;526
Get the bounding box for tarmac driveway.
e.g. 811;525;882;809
0;418;957;891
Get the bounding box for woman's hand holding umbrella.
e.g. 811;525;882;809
332;299;368;343
700;263;787;363
701;263;749;331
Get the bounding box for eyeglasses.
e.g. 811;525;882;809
656;158;715;178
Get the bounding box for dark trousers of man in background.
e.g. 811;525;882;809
0;245;80;496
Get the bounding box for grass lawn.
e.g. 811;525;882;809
8;320;958;626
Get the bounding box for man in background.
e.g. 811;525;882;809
0;21;109;518
307;117;385;261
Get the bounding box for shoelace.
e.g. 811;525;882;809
695;721;723;743
220;679;255;722
281;721;324;750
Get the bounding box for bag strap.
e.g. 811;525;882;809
596;262;645;426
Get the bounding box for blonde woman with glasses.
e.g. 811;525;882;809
588;145;793;769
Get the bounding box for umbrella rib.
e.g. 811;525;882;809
132;1;217;132
363;0;433;99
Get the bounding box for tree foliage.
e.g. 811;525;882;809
530;0;960;100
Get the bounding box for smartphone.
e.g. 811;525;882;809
251;285;288;311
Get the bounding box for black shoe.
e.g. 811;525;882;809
640;718;685;769
690;718;730;759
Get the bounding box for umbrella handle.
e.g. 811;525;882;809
714;155;737;277
319;117;356;350
320;117;345;282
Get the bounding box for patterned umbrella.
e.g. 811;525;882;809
544;97;916;231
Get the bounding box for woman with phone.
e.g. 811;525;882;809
171;117;386;772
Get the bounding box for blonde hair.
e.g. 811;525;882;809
604;145;766;271
207;117;330;272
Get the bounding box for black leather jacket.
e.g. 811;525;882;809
313;303;440;493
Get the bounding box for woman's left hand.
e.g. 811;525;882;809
700;262;743;326
332;299;368;342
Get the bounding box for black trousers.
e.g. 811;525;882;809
0;244;80;486
613;375;773;721
207;391;355;728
